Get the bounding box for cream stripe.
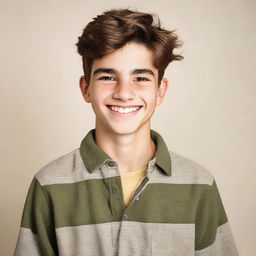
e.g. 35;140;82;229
55;222;195;256
55;222;114;256
14;227;40;256
195;222;239;256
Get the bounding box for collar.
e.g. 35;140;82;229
79;128;172;176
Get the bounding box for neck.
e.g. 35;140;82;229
95;126;156;173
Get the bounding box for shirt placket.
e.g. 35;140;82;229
101;158;156;254
122;157;156;217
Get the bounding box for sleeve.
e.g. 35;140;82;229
195;180;239;255
14;177;58;256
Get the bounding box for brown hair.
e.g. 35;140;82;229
76;8;183;85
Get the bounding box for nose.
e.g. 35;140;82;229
112;79;135;101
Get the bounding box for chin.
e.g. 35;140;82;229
108;125;141;136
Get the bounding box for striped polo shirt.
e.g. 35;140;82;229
14;129;239;256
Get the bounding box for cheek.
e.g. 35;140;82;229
142;90;158;105
90;89;109;108
90;87;103;100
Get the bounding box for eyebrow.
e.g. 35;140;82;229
92;68;155;77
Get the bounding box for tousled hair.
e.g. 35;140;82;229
76;8;183;85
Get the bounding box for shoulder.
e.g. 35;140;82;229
35;148;87;186
168;151;214;186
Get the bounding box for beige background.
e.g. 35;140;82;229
1;0;255;255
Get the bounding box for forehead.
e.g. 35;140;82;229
91;42;156;73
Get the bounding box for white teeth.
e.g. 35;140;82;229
109;106;140;114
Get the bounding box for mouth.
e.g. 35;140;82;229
106;105;143;115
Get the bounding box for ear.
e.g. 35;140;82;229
79;75;91;103
156;77;168;106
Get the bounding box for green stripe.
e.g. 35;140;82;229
195;180;228;250
21;178;58;255
46;178;118;227
47;181;204;226
23;178;224;225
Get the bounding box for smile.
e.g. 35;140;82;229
106;105;143;115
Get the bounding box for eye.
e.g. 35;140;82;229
135;77;150;82
98;76;115;81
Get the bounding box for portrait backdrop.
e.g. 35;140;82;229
0;0;255;255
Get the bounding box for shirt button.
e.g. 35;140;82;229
123;213;128;220
108;161;116;167
111;187;117;193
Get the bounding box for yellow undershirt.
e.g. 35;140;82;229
120;167;147;207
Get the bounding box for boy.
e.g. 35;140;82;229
15;8;239;256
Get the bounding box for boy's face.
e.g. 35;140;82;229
80;42;168;136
